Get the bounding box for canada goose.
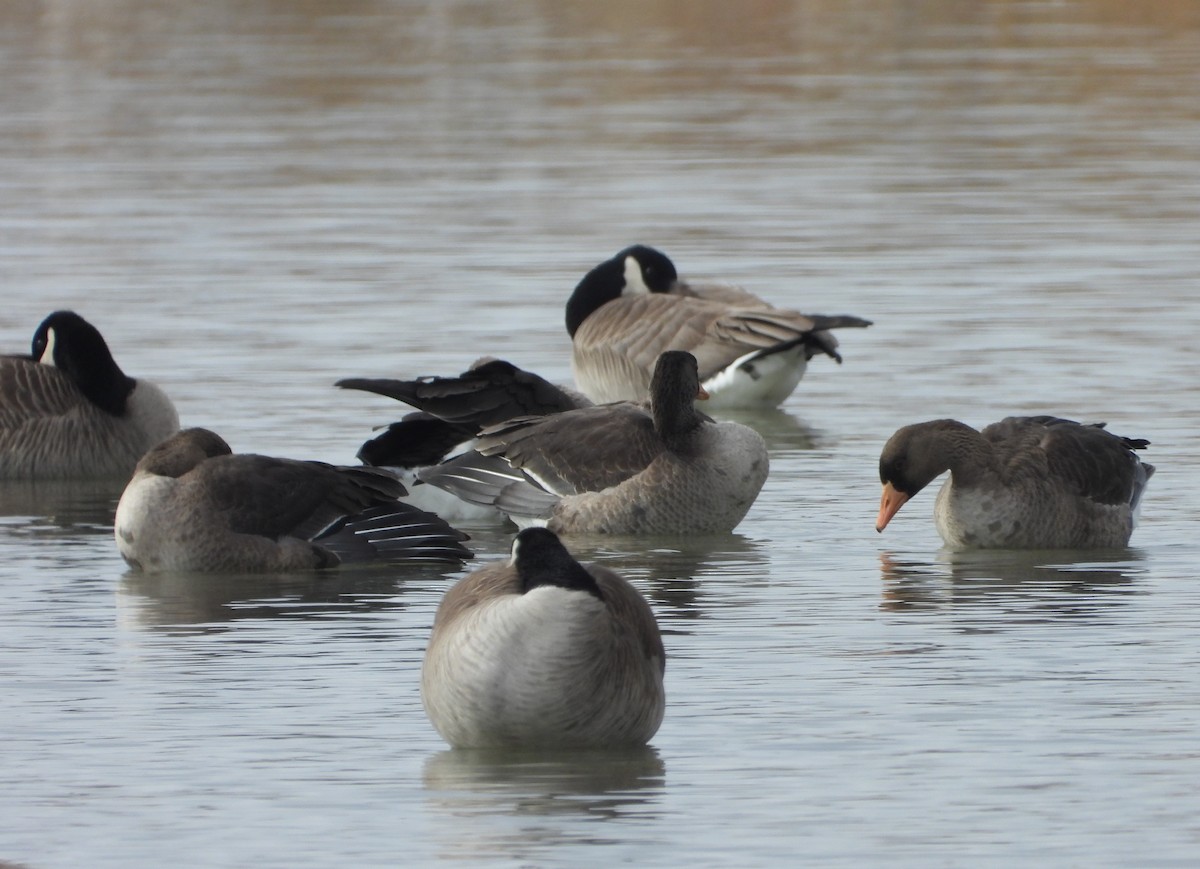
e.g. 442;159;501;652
114;428;472;573
566;245;872;408
418;351;769;534
876;416;1155;549
421;527;665;748
0;310;179;479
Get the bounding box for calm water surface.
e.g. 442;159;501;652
1;1;1199;866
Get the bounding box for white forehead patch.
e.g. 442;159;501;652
509;535;522;565
622;255;652;296
39;327;58;366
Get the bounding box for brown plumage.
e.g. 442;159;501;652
421;527;665;748
566;245;871;407
876;416;1155;549
115;428;471;573
419;351;769;534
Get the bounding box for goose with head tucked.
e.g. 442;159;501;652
876;415;1154;549
421;527;665;749
418;351;769;534
115;427;472;573
0;310;179;480
566;245;872;408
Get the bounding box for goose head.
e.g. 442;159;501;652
876;420;967;532
511;527;604;600
32;311;135;416
136;427;234;478
565;245;679;337
648;351;709;448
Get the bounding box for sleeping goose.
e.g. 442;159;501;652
566;245;872;408
421;526;665;748
114;427;472;573
418;351;769;534
875;416;1155;549
0;310;179;479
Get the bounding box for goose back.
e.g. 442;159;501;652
421;528;664;748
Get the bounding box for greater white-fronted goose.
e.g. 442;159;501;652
418;351;769;534
566;245;872;408
114;428;472;573
421;527;665;748
0;311;179;480
876;416;1155;549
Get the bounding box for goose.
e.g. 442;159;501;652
114;428;472;573
337;358;591;520
875;416;1155;549
336;357;591;469
565;245;872;408
0;310;179;479
421;526;665;748
418;351;769;534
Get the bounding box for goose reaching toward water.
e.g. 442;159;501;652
115;428;471;573
566;245;871;408
0;311;178;479
421;527;665;749
875;416;1154;549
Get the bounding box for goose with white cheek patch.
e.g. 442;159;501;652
566;245;872;408
876;416;1154;549
421;527;665;749
114;428;472;573
0;310;179;479
417;351;769;534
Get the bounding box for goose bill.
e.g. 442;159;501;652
875;482;909;533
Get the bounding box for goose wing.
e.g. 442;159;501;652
984;416;1151;507
196;455;406;541
473;402;662;495
575;294;869;385
0;356;87;425
337;358;588;431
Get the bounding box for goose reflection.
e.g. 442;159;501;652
422;746;665;856
879;549;1145;621
117;561;466;633
714;407;821;454
0;479;120;534
550;532;767;622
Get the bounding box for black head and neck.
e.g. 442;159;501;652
32;311;135;417
565;245;678;337
512;527;604;601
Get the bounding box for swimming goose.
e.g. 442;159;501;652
114;428;472;573
418;351;769;534
0;310;179;479
566;245;872;408
421;526;665;748
337;358;591;469
875;416;1154;549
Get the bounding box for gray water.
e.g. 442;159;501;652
2;1;1199;866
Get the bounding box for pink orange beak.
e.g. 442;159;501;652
875;482;909;533
696;385;710;400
